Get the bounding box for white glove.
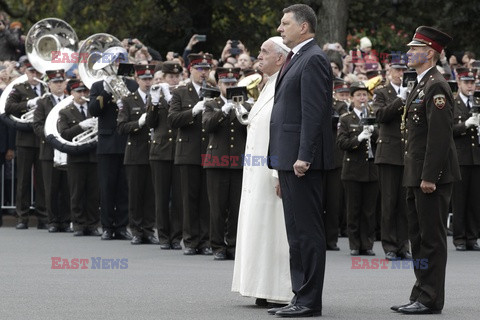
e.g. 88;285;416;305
398;86;408;101
357;129;372;142
27;97;40;108
103;76;116;94
150;86;162;105
79;118;96;130
138;113;147;127
365;125;374;133
192;101;205;116
159;83;172;103
116;99;123;109
465;116;479;128
221;102;234;114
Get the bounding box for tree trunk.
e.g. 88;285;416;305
315;0;349;48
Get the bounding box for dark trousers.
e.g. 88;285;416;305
377;164;409;254
406;184;452;311
452;165;480;246
41;160;70;227
206;169;242;255
67;162;99;230
343;180;378;250
16;146;46;222
97;154;129;232
279;170;325;310
322;167;343;248
179;164;210;249
150;160;182;245
125;164;155;238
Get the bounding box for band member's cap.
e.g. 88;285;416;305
333;79;350;93
134;64;155;79
349;81;368;95
215;67;241;83
407;26;452;53
456;67;477;81
46;69;66;82
67;79;88;93
162;61;182;75
188;53;213;68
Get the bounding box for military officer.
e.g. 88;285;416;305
372;57;411;260
391;26;460;315
337;82;378;256
167;53;213;256
58;80;100;236
146;61;183;250
5;60;47;229
32;69;71;232
202;67;249;260
117;64;158;245
451;67;480;251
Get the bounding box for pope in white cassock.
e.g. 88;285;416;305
232;36;293;304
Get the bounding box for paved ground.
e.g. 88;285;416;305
0;217;479;319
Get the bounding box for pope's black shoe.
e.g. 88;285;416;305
398;301;441;314
391;301;414;312
275;305;322;317
267;304;293;315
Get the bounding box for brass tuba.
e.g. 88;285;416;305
238;73;263;102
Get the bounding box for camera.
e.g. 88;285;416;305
135;44;142;50
173;52;179;58
196;35;206;42
128;38;134;45
230;40;242;56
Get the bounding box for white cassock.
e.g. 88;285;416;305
231;71;292;302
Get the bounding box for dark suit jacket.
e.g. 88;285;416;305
145;97;176;161
202;97;249;169
33;94;61;161
269;40;334;170
452;96;480;166
58;102;96;163
117;91;150;165
373;83;405;166
5;81;43;148
167;82;210;165
88;79;138;154
403;67;460;186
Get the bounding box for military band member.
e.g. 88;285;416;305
146;61;183;250
32;69;71;232
117;64;158;245
372;58;411;260
168;53;213;256
337;82;378;256
202;67;249;260
88;47;137;241
451;67;480;251
4;59;47;229
391;26;460;315
58;80;100;236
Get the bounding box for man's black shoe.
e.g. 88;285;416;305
350;249;360;256
455;244;466;251
16;222;28;230
48;226;59;233
275;305;322;317
159;243;171;250
385;252;397;260
198;247;213;255
73;230;85;236
101;230;113;240
114;230;133;240
144;235;160;244
87;228;102;236
213;252;227;260
183;247;197;255
131;235;142;245
398;301;441;314
267;304;293;315
391;301;414;312
171;242;182;250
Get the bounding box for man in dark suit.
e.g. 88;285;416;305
5;60;47;229
267;4;333;318
117;64;158;245
0;112;15;227
451;67;480;251
391;26;461;315
168;53;213;256
58;80;100;236
88;47;137;241
32;69;71;233
372;58;411;260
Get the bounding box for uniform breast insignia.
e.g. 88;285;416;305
433;94;446;109
418;90;425;99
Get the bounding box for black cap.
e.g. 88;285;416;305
215;67;241;83
407;26;452;53
349;81;368;95
46;69;66;82
134;64;155;79
456;67;477;81
162;61;182;74
188;53;213;68
333;78;350;93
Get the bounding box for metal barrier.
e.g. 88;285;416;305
1;158;35;210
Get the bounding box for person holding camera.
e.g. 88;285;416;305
0;19;21;61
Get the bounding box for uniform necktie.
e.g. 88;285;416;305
57;97;62;104
80;105;86;119
467;100;471;110
281;51;294;75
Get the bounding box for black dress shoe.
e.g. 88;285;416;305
114;230;133;240
159;243;171;250
101;230;113;240
350;249;359;256
16;222;28;230
401;251;412;259
37;221;48;230
213;252;227;260
398;301;441;314
198;247;213;255
73;230;85;236
326;245;340;251
87;228;102;236
391;301;414;312
48;226;59;233
255;298;268;307
131;235;142;245
362;249;376;256
171;242;182;250
455;244;466;251
385;252;397;260
183;247;196;255
267;304;293;315
144;235;160;244
467;243;480;251
275;305;322;317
